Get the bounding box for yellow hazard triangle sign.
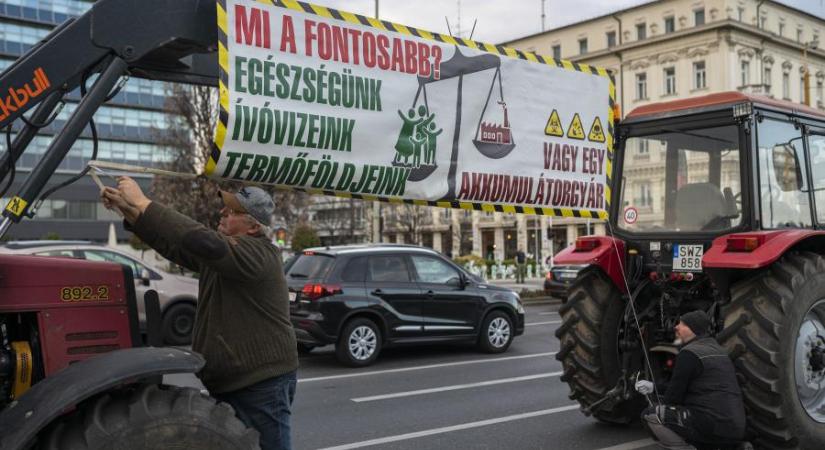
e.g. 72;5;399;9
544;110;564;137
588;117;606;143
567;113;585;140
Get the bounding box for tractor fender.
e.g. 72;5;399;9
703;229;825;269
553;236;628;293
0;347;204;450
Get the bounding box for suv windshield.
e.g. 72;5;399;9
286;253;334;279
618;125;743;233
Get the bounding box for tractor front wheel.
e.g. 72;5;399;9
555;268;644;424
42;384;259;449
721;251;825;449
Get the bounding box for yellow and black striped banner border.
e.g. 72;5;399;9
210;0;613;220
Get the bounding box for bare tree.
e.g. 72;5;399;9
152;84;311;230
384;204;428;245
273;188;312;233
311;197;369;245
152;84;226;229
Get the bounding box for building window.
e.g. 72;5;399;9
760;16;767;29
638;139;650;154
635;72;647;100
694;9;705;26
783;72;791;99
664;67;676;95
637;183;652;207
664;16;675;33
578;38;588;55
818;79;824;106
738;7;745;22
636;23;646;40
693;61;707;89
779;22;785;37
606;31;616;48
764;66;772;92
797;28;803;42
552;44;561;60
801;76;807;104
741;60;750;86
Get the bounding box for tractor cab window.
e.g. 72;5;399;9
757;119;812;228
619;125;742;232
807;133;825;224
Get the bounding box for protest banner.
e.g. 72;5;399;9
209;0;614;218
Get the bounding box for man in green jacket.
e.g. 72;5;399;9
102;177;298;450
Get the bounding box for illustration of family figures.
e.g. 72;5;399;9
394;105;442;169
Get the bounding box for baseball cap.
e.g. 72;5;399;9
219;186;274;226
679;310;712;337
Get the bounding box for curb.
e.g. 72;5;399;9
521;296;563;306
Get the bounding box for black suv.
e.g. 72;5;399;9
287;244;525;366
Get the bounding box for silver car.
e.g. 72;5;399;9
0;241;199;345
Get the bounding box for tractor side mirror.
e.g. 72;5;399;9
140;268;151;286
772;144;803;192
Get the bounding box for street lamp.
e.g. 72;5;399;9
371;0;382;243
803;40;819;106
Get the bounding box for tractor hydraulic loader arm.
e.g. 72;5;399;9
0;0;220;238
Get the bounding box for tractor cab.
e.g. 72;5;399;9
616;92;824;237
589;92;825;285
554;92;825;448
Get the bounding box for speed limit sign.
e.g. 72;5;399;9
624;207;638;224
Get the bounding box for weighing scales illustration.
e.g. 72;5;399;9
392;47;517;200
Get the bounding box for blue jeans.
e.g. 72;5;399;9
213;371;297;450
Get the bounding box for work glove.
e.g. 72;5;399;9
635;380;654;395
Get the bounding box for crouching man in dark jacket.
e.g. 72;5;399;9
102;177;298;450
635;311;747;450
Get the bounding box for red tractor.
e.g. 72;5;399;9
0;1;260;448
555;92;825;449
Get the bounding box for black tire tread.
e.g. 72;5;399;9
42;384;259;449
554;268;638;424
720;251;824;449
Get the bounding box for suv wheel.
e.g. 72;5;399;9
162;303;196;346
478;311;513;353
336;317;382;367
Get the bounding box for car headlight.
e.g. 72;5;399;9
516;300;525;314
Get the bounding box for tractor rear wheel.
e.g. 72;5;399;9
42;384;259;449
721;251;825;449
555;268;644;424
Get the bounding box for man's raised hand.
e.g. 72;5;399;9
635;380;654;395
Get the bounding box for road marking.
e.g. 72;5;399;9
526;320;562;326
351;372;563;402
594;438;656;450
316;404;580;450
538;311;560;315
299;351;557;383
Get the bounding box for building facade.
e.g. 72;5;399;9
369;0;825;261
0;0;173;241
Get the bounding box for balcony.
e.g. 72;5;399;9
738;83;772;96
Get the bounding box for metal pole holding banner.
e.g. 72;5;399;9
372;0;382;243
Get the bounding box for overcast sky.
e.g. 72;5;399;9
306;0;825;44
